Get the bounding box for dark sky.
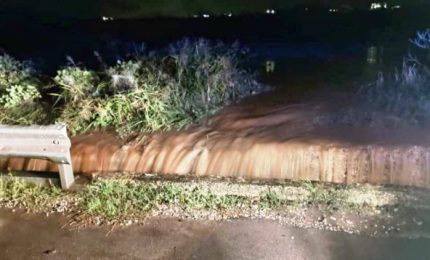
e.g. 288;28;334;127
0;0;416;18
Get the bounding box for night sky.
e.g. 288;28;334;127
0;0;419;18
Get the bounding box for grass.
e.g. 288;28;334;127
302;181;356;213
80;180;249;218
0;175;64;211
0;173;394;225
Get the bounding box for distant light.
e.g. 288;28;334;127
392;5;401;9
225;12;233;17
370;2;387;10
192;14;199;18
265;9;276;15
102;16;114;21
202;14;210;18
329;9;338;13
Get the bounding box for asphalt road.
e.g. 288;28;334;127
0;209;429;260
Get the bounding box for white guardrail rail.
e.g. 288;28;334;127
0;124;74;189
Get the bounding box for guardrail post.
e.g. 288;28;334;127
58;154;74;189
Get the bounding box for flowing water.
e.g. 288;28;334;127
1;15;430;187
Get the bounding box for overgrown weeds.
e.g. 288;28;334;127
315;29;430;128
0;54;48;125
0;39;262;136
55;39;261;136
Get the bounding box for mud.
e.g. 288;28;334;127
2;90;430;188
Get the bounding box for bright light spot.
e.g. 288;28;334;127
266;9;276;15
102;16;114;21
392;5;401;9
202;14;210;18
225;13;233;17
329;9;338;13
370;2;387;10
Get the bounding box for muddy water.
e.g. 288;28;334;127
0;21;424;187
2;85;430;187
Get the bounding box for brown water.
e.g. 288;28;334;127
2;82;430;188
0;35;425;187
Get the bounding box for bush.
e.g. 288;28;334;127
0;39;262;135
315;29;430;128
54;39;262;136
360;29;430;126
0;54;47;125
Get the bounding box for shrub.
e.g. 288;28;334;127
359;29;430;126
54;39;262;136
0;54;47;125
53;67;110;134
315;29;430;128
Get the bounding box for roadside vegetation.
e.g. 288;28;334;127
317;29;430;128
0;39;261;136
0;175;64;211
0;173;408;226
0;54;49;125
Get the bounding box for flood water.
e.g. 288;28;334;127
2;13;430;187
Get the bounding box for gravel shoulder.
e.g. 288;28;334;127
1;173;430;239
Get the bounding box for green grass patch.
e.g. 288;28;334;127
0;175;63;210
80;180;249;218
303;181;361;213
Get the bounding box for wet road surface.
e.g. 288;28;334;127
0;209;429;260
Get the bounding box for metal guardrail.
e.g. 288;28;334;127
0;124;74;189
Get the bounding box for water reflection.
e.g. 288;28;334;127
367;46;384;64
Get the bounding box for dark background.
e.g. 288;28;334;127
0;0;429;80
